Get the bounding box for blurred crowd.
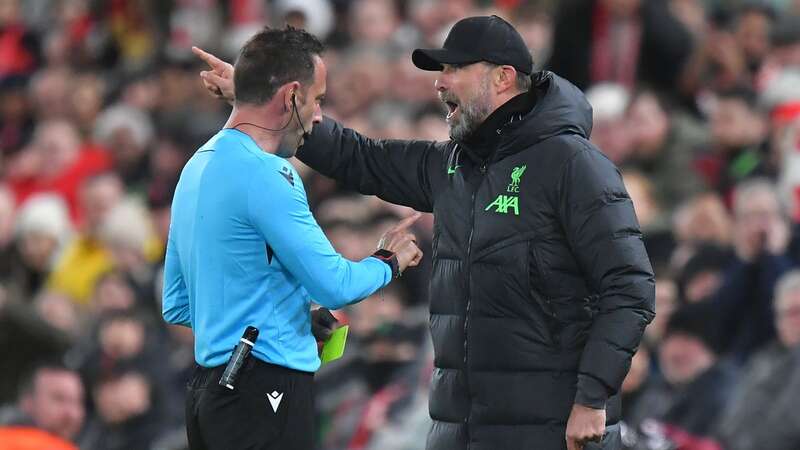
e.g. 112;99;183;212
1;0;800;449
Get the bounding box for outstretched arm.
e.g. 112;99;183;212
248;162;423;309
297;118;441;212
193;47;445;212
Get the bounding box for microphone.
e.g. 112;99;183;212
292;94;311;140
219;326;259;390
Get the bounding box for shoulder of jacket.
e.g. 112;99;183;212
516;133;594;165
418;139;452;155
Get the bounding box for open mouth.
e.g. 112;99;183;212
445;101;459;120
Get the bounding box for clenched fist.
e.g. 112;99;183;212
566;403;605;450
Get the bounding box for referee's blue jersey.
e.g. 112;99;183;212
162;128;391;372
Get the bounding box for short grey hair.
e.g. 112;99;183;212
733;178;785;218
775;270;800;312
484;63;532;93
515;71;532;92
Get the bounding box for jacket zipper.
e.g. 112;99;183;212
463;161;487;446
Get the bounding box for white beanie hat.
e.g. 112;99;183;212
15;194;73;243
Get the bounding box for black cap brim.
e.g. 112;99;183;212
411;48;480;71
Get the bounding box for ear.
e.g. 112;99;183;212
495;66;518;93
280;81;301;111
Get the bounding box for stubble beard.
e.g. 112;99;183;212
448;76;493;142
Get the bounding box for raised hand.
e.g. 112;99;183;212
377;212;424;274
192;46;235;104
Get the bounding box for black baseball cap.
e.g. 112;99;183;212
412;15;533;75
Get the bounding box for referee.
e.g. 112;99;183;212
162;27;422;450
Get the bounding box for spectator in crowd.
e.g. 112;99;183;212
676;244;733;304
5;119;111;223
347;0;404;54
679;3;743;96
47;172;123;305
585;82;634;165
700;86;770;201
0;75;35;157
26;67;72;120
733;3;775;77
767;14;800;69
624;303;736;445
549;0;694;93
0;0;40;80
97;199;161;308
69;73;105;136
79;369;164;450
672;193;734;250
316;283;429;450
0;185;16;272
624;89;709;213
92;104;154;191
623;170;670;250
714;178;795;359
670;192;734;281
644;277;678;345
0;361;85;443
714;269;800;450
776;117;800;231
619;345;652;427
761;69;800;211
2;194;71;304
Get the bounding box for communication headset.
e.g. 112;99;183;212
291;93;310;139
229;91;310;139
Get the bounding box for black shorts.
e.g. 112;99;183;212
185;358;315;450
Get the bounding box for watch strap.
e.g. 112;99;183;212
371;249;400;279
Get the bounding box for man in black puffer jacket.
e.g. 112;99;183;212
197;15;655;450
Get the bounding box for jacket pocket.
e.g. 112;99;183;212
528;241;559;348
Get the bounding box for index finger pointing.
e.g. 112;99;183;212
192;46;226;71
393;212;422;232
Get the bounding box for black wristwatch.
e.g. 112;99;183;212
372;249;400;279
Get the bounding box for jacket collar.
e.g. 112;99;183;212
461;89;536;161
457;72;594;166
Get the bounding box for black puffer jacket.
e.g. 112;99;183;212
298;72;655;450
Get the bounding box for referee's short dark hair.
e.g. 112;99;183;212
234;26;324;105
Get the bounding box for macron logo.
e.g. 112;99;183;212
267;390;283;413
279;167;295;186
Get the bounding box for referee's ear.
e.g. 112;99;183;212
278;81;301;113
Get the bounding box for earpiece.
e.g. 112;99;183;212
290;91;310;140
230;89;308;139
